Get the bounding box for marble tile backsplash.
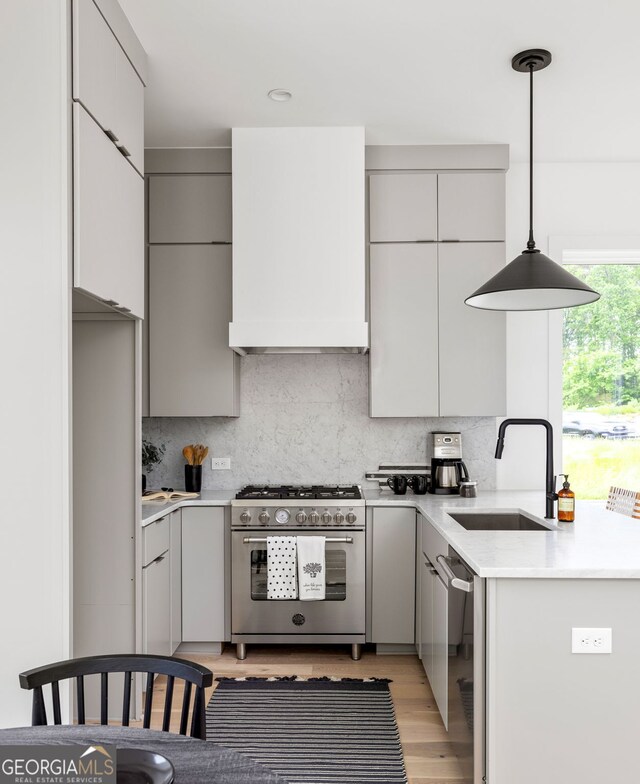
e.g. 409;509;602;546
143;354;498;491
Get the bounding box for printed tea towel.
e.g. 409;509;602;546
267;536;298;600
297;536;326;601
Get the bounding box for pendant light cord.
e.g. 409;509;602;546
527;64;536;250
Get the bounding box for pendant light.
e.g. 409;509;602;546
465;49;600;311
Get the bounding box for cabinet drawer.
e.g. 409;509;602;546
421;515;449;570
143;516;170;566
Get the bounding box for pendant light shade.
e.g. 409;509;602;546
466;49;600;311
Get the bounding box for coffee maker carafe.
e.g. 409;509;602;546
429;432;469;494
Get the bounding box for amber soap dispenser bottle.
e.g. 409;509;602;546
557;474;575;522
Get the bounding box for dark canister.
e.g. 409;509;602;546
387;475;408;495
185;464;202;493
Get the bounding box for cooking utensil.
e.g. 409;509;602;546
182;445;194;465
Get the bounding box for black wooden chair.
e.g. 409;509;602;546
18;654;214;740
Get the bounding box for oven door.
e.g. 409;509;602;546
231;529;365;635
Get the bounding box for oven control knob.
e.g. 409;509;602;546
258;511;270;525
321;512;332;524
239;511;251;524
295;511;307;524
334;512;345;525
346;512;357;524
308;511;320;525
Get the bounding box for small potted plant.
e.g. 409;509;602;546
141;439;166;493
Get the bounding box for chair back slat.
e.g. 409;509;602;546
162;675;175;733
32;686;47;726
122;672;132;727
76;676;85;724
191;686;206;740
19;654;213;739
142;671;154;729
51;681;62;725
179;681;193;736
100;673;108;725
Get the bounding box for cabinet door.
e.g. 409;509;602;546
438;242;506;416
73;0;144;174
369;173;437;242
370;508;416;644
369;244;439;417
438;172;505;241
420;561;434;680
182;508;226;642
143;553;170;656
72;0;116;136
432;573;449;729
73;104;144;317
148;175;232;243
114;42;144;174
169;510;182;654
149;245;239;416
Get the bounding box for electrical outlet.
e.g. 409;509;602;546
211;457;231;470
571;627;612;654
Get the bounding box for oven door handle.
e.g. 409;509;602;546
242;536;354;544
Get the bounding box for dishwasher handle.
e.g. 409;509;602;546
436;554;474;593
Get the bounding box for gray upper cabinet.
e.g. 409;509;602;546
369;173;437;243
73;104;144;317
438;242;506;416
149;245;239;416
148;175;232;244
369;244;439;417
438;172;505;241
72;0;144;174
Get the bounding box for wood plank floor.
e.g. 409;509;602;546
142;644;467;783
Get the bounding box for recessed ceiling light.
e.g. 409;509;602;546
268;89;292;102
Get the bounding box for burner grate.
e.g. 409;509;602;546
235;484;361;501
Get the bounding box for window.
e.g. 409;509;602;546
555;247;640;500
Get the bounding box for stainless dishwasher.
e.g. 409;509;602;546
434;547;485;784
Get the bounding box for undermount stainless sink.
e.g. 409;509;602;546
447;511;554;532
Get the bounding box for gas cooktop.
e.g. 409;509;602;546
235;484;362;501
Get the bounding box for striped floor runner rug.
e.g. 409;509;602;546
206;677;408;784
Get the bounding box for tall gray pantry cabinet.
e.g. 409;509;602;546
71;0;147;720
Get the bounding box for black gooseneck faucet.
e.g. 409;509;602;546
495;418;558;519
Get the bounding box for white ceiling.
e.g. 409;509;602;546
119;0;640;162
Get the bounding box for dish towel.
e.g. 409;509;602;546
297;536;326;601
267;536;298;600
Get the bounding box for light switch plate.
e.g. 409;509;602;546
211;457;231;470
571;627;612;654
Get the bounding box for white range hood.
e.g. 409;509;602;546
229;127;368;354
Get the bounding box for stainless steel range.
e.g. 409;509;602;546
231;485;366;661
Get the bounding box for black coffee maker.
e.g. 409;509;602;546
429;432;469;494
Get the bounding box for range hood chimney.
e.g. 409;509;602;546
229;127;368;354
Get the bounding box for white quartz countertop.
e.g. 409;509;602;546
365;488;640;578
142;488;640;578
141;490;235;525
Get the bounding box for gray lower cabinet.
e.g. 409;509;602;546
169;510;182;654
368;508;416;644
148;245;239;416
418;515;449;728
369;244;439;417
181;508;226;643
142;549;170;657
